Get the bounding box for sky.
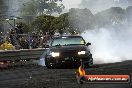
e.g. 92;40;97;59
62;0;82;9
62;0;132;13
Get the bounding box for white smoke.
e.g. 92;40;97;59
62;0;82;9
82;27;132;64
80;0;132;14
75;0;132;64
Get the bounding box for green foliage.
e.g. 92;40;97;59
31;7;129;35
32;15;55;34
31;12;82;35
31;14;70;34
31;8;95;35
20;0;64;16
37;0;64;15
54;13;69;30
16;21;31;33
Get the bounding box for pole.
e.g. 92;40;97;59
13;18;18;46
14;19;15;30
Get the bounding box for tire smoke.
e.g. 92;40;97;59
82;27;132;64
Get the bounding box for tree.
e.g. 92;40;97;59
16;21;31;33
31;13;72;35
53;13;69;32
20;0;64;16
31;8;94;35
37;0;64;15
32;15;56;34
68;8;95;32
95;7;126;28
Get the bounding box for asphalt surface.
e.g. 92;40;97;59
0;60;132;88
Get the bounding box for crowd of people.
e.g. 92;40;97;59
0;27;51;50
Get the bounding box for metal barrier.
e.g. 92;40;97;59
0;48;45;60
0;48;46;67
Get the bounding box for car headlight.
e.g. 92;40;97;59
51;52;60;57
78;51;86;55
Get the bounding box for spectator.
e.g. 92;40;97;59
19;37;29;49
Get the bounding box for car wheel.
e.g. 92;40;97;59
45;58;51;69
83;58;93;68
89;58;93;67
84;63;89;68
46;65;52;69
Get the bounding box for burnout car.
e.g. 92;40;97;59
45;35;93;68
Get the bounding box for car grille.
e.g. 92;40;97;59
61;50;77;57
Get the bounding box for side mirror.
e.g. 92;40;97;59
86;42;91;46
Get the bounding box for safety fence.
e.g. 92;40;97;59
0;48;46;67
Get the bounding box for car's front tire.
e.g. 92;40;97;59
45;58;51;69
83;58;93;68
89;58;93;67
46;65;52;69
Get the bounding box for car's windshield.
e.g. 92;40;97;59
51;37;85;46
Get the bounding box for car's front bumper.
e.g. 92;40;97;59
45;54;92;67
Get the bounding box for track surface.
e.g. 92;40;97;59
0;60;132;88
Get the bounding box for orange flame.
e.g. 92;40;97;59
78;65;86;76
